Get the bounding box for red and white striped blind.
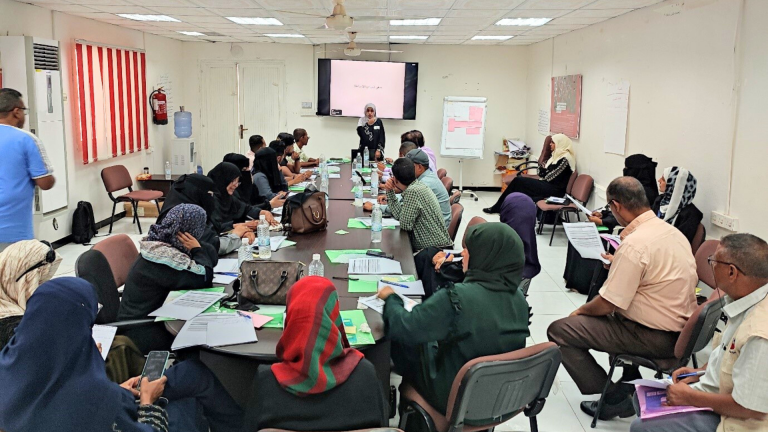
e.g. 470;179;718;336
74;42;149;164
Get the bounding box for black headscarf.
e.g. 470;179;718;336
207;162;248;232
223;153;254;204
623;154;658;206
157;174;220;251
252;148;285;195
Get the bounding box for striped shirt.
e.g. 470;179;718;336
386;180;453;252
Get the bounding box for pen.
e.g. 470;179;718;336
332;276;359;281
385;282;411;289
675;371;706;379
215;272;238;277
437;253;452;268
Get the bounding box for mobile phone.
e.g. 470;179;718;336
137;351;169;391
367;250;394;260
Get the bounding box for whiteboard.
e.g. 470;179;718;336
440;97;487;159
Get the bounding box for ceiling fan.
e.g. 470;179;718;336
315;32;403;57
276;0;427;31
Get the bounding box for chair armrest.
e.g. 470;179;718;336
106;318;157;331
515;161;540;174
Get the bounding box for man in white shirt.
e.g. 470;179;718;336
631;233;768;432
288;128;318;173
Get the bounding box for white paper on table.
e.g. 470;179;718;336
149;291;225;321
565;194;593;217
171;313;238;350
288;192;298;197
356;217;400;227
206;315;257;347
272;207;283;215
377;280;425;296
326;162;340;166
349;258;403;275
358;293;417;314
270;236;287;252
334;254;369;264
562;223;610;264
92;325;117;361
328;174;341;179
213;258;238;273
629;378;673;389
213;274;238;284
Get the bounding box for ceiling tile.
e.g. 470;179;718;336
452;0;526;10
446;9;508;18
127;0;197;5
440;17;497;26
345;8;388;18
584;0;663;8
38;4;101;13
25;0;75;3
66;11;119;20
269;9;329;20
388;0;455;10
173;15;231;23
238;36;271;42
432;25;483;34
209;8;273;17
565;8;634;17
475;28;528;35
188;0;260;7
516;0;597;9
522;26;571;35
502;8;572;18
88;5;156;13
257;0;327;9
549;16;610;25
387;9;450;18
147;6;215;16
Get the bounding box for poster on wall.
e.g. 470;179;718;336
550;74;582;139
603;81;630;155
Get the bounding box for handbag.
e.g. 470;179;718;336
282;186;327;234
239;260;305;305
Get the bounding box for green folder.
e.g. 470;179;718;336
325;249;381;264
347;219;395;229
597;226;610;233
339;310;375;346
257;305;286;329
348;274;416;293
289;185;305;192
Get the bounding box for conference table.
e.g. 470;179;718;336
166;162;412;406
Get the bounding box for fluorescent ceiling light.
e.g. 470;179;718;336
390;18;441;26
226;17;283;25
472;35;513;40
117;14;180;22
177;31;205;36
495;18;552;26
390;35;429;40
264;33;305;38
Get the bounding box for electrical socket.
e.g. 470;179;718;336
711;211;739;231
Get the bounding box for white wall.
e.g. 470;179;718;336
524;0;753;239
0;0;184;242
181;42;529;188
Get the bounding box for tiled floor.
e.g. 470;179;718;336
54;192;639;432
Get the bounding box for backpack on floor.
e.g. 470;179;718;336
72;201;98;244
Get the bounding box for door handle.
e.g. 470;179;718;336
239;124;249;139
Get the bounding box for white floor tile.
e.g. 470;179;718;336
527;291;579;316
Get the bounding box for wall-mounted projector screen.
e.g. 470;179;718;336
317;59;418;120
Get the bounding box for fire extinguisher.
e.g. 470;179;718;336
149;87;168;125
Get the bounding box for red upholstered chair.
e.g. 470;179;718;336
695;240;720;289
590;295;725;427
535;172;589;246
437;168;447;179
101;165;163;234
691;223;706;256
449;190;461;205
92;234;138;289
398;342;562;432
441;176;454;195
447;204;464;243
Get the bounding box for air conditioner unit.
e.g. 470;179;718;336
0;36;69;216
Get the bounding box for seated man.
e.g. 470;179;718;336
402;129;437;172
245;134;265;171
288;128;318;173
547;177;698;420
405;149;451;228
631;234;768;432
269;140;310;187
365;141;417;213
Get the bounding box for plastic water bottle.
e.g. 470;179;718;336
370;168;379;197
371;204;382;243
257;215;271;259
238;238;251;269
173;106;192;138
319;176;329;210
355;153;363;171
363;149;370;168
308;254;324;277
354;177;363;207
164;161;171;180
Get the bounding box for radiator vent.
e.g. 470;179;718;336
33;43;59;71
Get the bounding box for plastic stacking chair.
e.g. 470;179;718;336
399;342;562;432
590;295;725;428
437;168;447;179
447;204;464;242
441;177;454;195
101;165;163;234
92;234;138;289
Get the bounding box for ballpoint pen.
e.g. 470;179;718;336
215;272;238;277
385;281;411;289
332;276;359;281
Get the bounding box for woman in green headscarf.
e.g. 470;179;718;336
380;222;531;416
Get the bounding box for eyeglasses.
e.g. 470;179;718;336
16;241;55;282
708;255;747;276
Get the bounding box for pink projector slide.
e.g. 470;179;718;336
330;60;405;119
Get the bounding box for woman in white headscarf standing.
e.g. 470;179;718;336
356;103;386;161
485;133;576;214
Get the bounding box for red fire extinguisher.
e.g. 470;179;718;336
149;87;168;125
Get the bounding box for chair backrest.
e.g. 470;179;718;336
259;429;405;432
691;224;706;256
565;170;579;195
437;168;447;179
75;249;120;324
101;165;134;194
449;190;461;205
93;234;139;288
445;343;561;431
695;240;720;288
569;174;593;203
448;203;464;242
441;176;454;195
674;293;726;360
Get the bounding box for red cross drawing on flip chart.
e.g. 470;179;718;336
448;106;484;135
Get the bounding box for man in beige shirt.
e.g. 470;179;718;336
548;176;698;420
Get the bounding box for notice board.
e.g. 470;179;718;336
550;74;582;139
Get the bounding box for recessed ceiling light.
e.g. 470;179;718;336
472;35;514;40
390;35;429;40
390;18;442;26
177;31;205;36
117;14;180;22
226;17;283;25
495;18;552;26
264;34;305;38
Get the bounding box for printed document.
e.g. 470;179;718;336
349;258;403;275
171;313;256;351
562;222;610;264
358;294;418;314
92;325;117;361
149;291;225;321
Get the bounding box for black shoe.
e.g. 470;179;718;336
580;398;635;420
482;207;497;214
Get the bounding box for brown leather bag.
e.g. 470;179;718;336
282;187;328;234
239;260;305;305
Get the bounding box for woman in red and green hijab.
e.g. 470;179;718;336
244;276;388;430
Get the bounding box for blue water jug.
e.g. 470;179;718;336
174;106;192;138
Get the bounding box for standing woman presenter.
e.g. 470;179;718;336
356;103;385;160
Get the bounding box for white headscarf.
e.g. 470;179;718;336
658;166;697;224
357;103;377;127
0;240;62;319
545;133;576;171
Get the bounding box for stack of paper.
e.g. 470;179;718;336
358;293;418;314
631;379;712;419
149;291;226;321
349;258;403;275
325;249;379;264
92;325;117;361
213;259;239;284
356;217;400;227
171;313;257;351
347;274;416;293
377;280;425;296
153;288;230;322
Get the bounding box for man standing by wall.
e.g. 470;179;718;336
0;89;55;251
